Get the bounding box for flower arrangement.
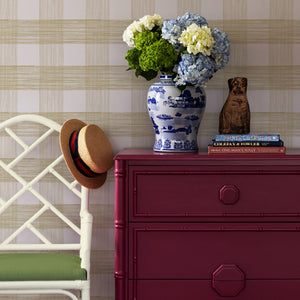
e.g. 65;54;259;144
123;12;230;88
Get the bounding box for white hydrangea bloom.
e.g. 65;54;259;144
131;20;144;33
179;24;214;56
122;20;145;47
140;14;163;31
122;14;163;48
122;28;135;47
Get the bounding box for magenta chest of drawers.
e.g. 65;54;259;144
114;148;300;300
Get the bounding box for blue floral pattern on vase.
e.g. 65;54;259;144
147;75;206;152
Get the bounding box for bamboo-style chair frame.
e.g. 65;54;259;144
0;114;92;299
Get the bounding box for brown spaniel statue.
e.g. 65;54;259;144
219;77;250;134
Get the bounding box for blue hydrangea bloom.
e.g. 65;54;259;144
178;12;208;28
211;28;231;70
162;12;208;49
161;19;183;49
175;53;216;87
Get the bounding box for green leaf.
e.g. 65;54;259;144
135;69;158;81
177;85;187;92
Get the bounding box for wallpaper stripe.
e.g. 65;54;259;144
177;0;202;13
223;0;247;19
0;65;298;90
0;1;17;19
270;0;293;18
39;0;63;19
131;0;155;19
86;0;109;19
1;111;300;137
0;20;299;44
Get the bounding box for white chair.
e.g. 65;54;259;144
0;114;92;299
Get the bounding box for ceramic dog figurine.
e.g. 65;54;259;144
219;77;250;134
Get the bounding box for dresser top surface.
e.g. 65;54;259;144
114;148;300;164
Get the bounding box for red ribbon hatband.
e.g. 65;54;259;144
69;130;99;178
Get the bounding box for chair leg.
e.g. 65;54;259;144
81;287;90;300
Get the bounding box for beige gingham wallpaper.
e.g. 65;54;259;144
0;0;299;299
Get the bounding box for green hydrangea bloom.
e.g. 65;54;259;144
125;48;141;70
139;39;178;73
125;47;158;81
135;31;160;51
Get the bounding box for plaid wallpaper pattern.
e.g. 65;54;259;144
0;0;299;299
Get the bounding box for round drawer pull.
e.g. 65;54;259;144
219;184;240;205
212;264;245;297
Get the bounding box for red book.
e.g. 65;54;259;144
208;146;286;154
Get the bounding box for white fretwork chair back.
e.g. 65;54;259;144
0;114;92;300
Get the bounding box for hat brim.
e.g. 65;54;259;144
59;119;107;189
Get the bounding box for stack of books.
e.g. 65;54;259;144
208;133;286;154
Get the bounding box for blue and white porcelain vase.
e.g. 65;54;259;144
147;75;206;152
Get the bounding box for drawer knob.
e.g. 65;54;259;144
219;185;240;205
212;264;245;297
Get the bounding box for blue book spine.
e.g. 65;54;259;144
214;134;280;142
211;140;284;147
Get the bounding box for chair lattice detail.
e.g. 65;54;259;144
0;114;92;299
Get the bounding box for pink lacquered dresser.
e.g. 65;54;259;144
114;148;300;300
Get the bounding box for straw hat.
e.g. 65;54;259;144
59;119;114;189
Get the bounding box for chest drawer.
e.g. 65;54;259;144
129;166;300;220
129;223;300;280
129;280;300;300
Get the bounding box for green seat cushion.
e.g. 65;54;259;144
0;253;87;281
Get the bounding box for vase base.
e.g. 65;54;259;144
153;148;198;153
153;138;198;153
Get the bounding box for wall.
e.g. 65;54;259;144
0;0;298;299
